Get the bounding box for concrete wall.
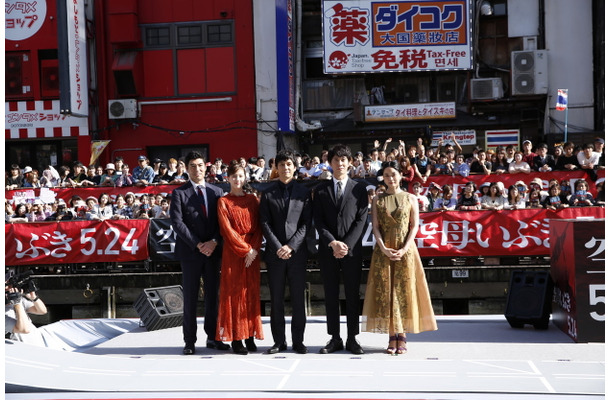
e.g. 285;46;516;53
253;0;280;160
544;0;595;135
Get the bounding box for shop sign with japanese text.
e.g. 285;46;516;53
364;102;455;122
323;0;473;73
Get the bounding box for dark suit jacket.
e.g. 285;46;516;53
312;178;369;259
170;181;224;260
259;181;312;264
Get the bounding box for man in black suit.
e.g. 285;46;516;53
313;144;369;354
260;150;312;355
169;151;230;355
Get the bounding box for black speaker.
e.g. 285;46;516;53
504;271;553;329
133;285;184;331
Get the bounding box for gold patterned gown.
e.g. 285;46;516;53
362;191;438;334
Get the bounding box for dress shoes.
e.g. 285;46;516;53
231;340;248;355
206;339;230;351
183;343;196;355
292;342;308;354
245;337;257;352
346;338;364;355
319;338;344;354
266;342;288;354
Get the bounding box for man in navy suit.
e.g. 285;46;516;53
170;151;229;355
260;150;312;354
313;144;369;354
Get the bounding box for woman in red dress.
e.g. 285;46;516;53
216;161;264;354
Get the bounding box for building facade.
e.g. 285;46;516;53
6;0;258;171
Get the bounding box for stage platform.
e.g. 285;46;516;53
4;315;605;400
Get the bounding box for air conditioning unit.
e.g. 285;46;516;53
511;50;548;95
470;78;504;100
108;99;137;119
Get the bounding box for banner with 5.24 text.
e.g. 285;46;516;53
5;219;149;266
5;208;604;266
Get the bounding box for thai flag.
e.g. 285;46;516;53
556;89;568;111
485;129;520;150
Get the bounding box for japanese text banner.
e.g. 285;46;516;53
411;208;605;257
323;0;473;73
5;219;150;266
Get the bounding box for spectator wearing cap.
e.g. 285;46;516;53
521;140;536;168
87;193;114;220
151;158;163;176
132;155;155;186
116;164;134;187
100;163;119;186
426;182;442;211
85;196;98;212
593;138;604;169
508;151;531;174
528;177;548;203
533;143;554;172
153;163;171;184
23;169;41;188
480;182;508;211
6;164;23;190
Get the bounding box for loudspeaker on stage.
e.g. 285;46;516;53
504;271;553;330
133;285;184;331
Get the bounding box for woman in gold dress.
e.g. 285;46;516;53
362;161;437;354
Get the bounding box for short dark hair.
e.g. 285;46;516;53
329;144;352;161
275;150;297;166
185;151;206;165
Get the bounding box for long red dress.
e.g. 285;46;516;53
216;193;264;342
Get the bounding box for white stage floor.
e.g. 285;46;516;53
4;315;605;399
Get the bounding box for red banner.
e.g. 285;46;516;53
5;208;603;266
5;219;149;266
412;208;605;257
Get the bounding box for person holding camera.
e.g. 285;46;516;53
5;277;47;341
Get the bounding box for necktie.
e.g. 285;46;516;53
282;186;290;211
336;181;343;206
197;186;207;217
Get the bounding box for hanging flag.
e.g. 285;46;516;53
556;89;568;111
89;140;111;166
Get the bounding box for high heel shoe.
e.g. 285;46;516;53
245;337;257;352
231;340;248;355
396;334;407;354
386;334;397;355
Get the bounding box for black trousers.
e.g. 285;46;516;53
319;256;363;339
181;256;220;344
267;258;307;344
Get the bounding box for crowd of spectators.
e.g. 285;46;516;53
5;136;605;223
